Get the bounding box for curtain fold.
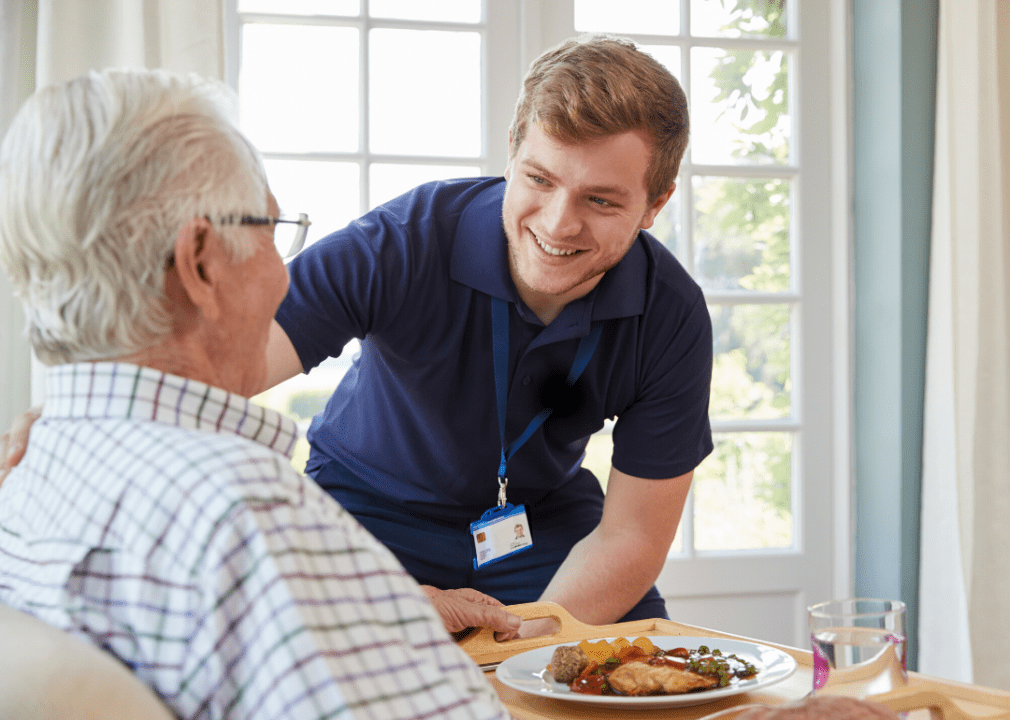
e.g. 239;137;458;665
919;0;1010;688
36;0;225;85
0;0;36;430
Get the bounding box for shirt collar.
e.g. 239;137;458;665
449;177;648;325
43;363;298;458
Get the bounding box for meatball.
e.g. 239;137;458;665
548;645;590;684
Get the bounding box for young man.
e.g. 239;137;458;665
264;35;713;630
0;68;508;719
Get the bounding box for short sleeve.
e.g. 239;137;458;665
611;288;714;480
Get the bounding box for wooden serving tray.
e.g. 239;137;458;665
458;602;1010;720
458;601;808;669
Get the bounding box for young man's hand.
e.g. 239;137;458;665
420;586;522;640
0;406;41;485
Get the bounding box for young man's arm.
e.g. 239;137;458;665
535;466;693;627
261;320;305;392
0;406;41;483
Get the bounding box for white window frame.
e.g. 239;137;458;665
221;0;852;647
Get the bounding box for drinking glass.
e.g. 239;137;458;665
808;598;908;698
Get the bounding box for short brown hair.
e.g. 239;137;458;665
509;35;689;204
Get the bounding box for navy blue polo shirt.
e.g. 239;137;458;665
276;177;713;526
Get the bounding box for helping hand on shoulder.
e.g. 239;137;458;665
0;406;40;485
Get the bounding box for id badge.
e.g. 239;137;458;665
470;503;533;569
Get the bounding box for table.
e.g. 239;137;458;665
457;603;1010;720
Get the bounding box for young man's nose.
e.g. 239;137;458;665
541;192;582;241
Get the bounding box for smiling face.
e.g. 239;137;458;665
502;124;674;324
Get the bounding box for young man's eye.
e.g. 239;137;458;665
528;174;546;185
589;196;614;207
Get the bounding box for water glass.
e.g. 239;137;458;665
808;598;908;698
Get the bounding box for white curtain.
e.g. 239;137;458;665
36;0;225;84
0;0;226;408
919;0;1010;688
0;0;34;432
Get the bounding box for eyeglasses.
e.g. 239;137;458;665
214;213;311;259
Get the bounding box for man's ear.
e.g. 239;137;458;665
640;182;677;230
171;217;222;321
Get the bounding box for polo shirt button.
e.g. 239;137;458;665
522;376;532;386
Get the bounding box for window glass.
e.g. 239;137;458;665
370;0;481;23
709;304;791;420
693;176;790;291
240;24;359;153
370;164;481;209
239;0;360;16
369;29;482;157
264;160;360;250
690;0;787;39
646;188;683;262
690;47;790;166
694;432;793;550
574;0;680;36
639;45;682;79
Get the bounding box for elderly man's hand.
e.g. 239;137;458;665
420;586;522;640
736;695;900;720
0;406;41;485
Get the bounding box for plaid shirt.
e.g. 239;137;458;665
0;363;509;720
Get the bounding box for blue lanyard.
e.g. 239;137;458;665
491;297;603;497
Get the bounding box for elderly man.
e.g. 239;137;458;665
0;68;508;720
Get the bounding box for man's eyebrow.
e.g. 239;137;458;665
520;158;631;198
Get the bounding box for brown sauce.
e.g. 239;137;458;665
568;644;758;696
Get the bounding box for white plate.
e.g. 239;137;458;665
495;635;798;710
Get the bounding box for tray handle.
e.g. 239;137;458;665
868;686;1010;720
455;601;590;661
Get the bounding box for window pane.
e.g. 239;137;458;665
240;24;359;153
370;0;481;23
369;29;481;157
574;0;680;36
263;159;360;250
647;186;683;262
709;304;791;420
370;164;481;209
690;47;790;166
693;176;790;292
582;431;612;491
639;45;682;81
239;0;359;16
691;0;787;39
694;432;793;550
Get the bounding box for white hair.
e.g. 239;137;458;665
0;68;269;364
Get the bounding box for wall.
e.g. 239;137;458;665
852;0;938;670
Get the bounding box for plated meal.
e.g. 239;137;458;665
547;636;758;696
495;635;798;710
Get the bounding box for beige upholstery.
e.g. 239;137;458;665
0;603;175;720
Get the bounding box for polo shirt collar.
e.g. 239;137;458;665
449;178;647;330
